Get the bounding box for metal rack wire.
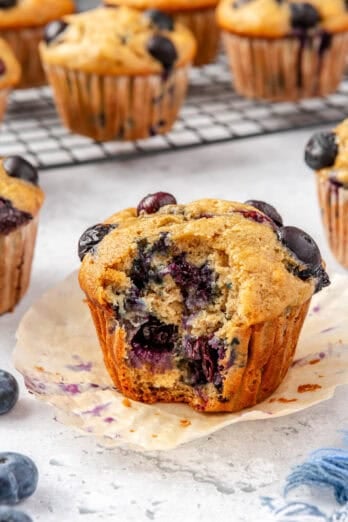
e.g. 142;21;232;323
1;54;348;170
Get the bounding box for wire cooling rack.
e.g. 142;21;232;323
1;54;348;170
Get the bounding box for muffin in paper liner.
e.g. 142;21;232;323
13;271;348;451
0;27;46;89
174;7;219;66
0;156;44;314
317;179;348;269
0;216;38;315
222;31;348;102
87;297;311;413
43;64;190;142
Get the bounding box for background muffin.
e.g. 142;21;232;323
217;0;348;101
0;38;21;119
0;156;44;314
78;195;329;413
40;6;196;142
104;0;219;66
305;120;348;269
0;0;74;89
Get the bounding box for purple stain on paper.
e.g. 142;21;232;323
82;403;111;417
61;383;80;394
104;417;115;424
313;305;321;314
320;327;337;335
66;361;93;372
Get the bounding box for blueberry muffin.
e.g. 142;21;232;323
0;0;74;89
78;194;329;413
0;156;44;314
216;0;348;101
0;38;21;119
40;7;196;141
104;0;219;66
305;120;348;269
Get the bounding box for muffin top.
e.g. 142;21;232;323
217;0;348;37
0;156;44;235
0;39;21;89
104;0;218;12
305;119;348;186
0;0;75;29
79;196;329;329
40;7;196;75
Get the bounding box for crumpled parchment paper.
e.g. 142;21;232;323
13;272;348;451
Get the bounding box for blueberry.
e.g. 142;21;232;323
0;197;32;236
0;370;18;415
137;192;177;215
305;131;338;170
244;200;283;227
0;59;6;76
44;20;69;45
279;226;321;267
147;35;178;71
145;9;174;31
183;336;226;388
3;157;38;186
131;316;178;353
78;223;117;261
0;507;32;522
0;0;16;8
290;3;320;30
0;453;38;505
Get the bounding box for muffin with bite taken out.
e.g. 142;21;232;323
78;193;329;413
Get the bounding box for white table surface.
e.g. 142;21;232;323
1;130;347;522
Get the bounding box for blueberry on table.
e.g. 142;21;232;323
78;223;117;261
0;370;19;415
145;9;174;31
244;200;283;227
3;156;38;186
290;3;320;30
0;507;32;522
279;226;321;268
0;453;38;505
137;192;177;215
44;20;69;44
147;35;178;71
305;131;338;170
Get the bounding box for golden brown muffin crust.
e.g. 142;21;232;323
104;0;218;12
40;7;196;76
217;0;348;37
0;38;21;88
0;158;44;216
0;0;75;29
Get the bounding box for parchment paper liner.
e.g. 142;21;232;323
317;179;348;268
42;64;189;141
14;272;348;451
0;27;46;89
0;217;39;315
222;31;348;101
